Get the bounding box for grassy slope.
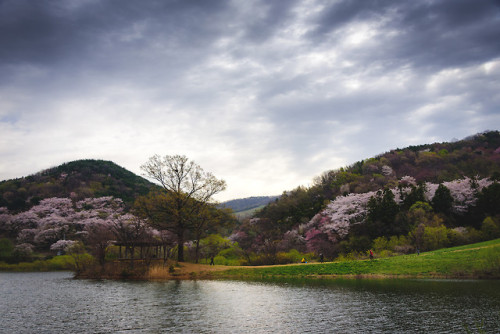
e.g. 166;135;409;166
216;239;500;279
234;205;266;220
4;240;499;279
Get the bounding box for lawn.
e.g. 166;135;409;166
216;238;500;279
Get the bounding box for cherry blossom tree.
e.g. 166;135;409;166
299;176;494;253
50;240;77;253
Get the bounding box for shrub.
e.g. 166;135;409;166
12;243;34;262
0;238;14;262
46;255;75;270
481;217;500;240
421;225;449;251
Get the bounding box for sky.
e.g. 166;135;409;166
1;0;500;201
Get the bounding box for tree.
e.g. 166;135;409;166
111;214;155;267
476;182;500;217
366;189;400;237
189;204;234;263
431;184;453;215
400;184;426;211
138;155;226;262
85;222;114;266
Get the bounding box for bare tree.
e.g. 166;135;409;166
138;155;226;262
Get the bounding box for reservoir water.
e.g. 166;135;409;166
1;272;499;333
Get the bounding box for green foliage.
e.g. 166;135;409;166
339;235;372;253
256;186;323;231
432;184;454;214
241;250;315;266
366;189;400;237
405;202;443;239
438;149;449;156
476;182;500;217
421;225;449;251
481;217;500;239
0;255;76;271
401;184;427;211
200;234;232;256
0;238;14;261
212;246;245;266
372;235;412;254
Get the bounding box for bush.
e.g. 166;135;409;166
481;217;500;240
240;250;315;266
421;225;449;251
448;228;468;246
0;238;14;262
11;244;34;263
335;251;365;262
46;255;75;270
464;227;483;244
372;235;413;255
372;237;388;253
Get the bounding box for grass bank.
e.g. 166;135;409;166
5;239;499;280
213;239;500;280
0;255;76;272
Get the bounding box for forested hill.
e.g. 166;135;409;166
221;196;279;213
254;131;500;230
0;160;155;212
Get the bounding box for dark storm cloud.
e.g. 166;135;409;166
0;0;234;77
310;0;500;70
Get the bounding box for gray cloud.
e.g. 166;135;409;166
0;0;499;200
310;0;500;70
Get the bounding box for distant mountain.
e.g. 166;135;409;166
221;196;280;213
0;160;156;212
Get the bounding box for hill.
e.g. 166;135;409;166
231;131;500;264
0;159;155;212
221;196;279;213
254;131;500;227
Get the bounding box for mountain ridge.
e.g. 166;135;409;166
0;159;155;212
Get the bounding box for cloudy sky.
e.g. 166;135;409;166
1;0;499;201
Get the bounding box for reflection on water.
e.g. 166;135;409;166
1;272;499;333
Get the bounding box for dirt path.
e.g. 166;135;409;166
152;261;316;279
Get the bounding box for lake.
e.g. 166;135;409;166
1;272;499;333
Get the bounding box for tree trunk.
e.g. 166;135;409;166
177;230;184;262
130;246;135;269
195;239;200;264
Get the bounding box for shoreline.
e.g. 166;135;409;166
7;238;500;281
73;260;500;281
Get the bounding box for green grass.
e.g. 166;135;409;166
234;205;266;220
0;255;77;272
216;239;500;279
